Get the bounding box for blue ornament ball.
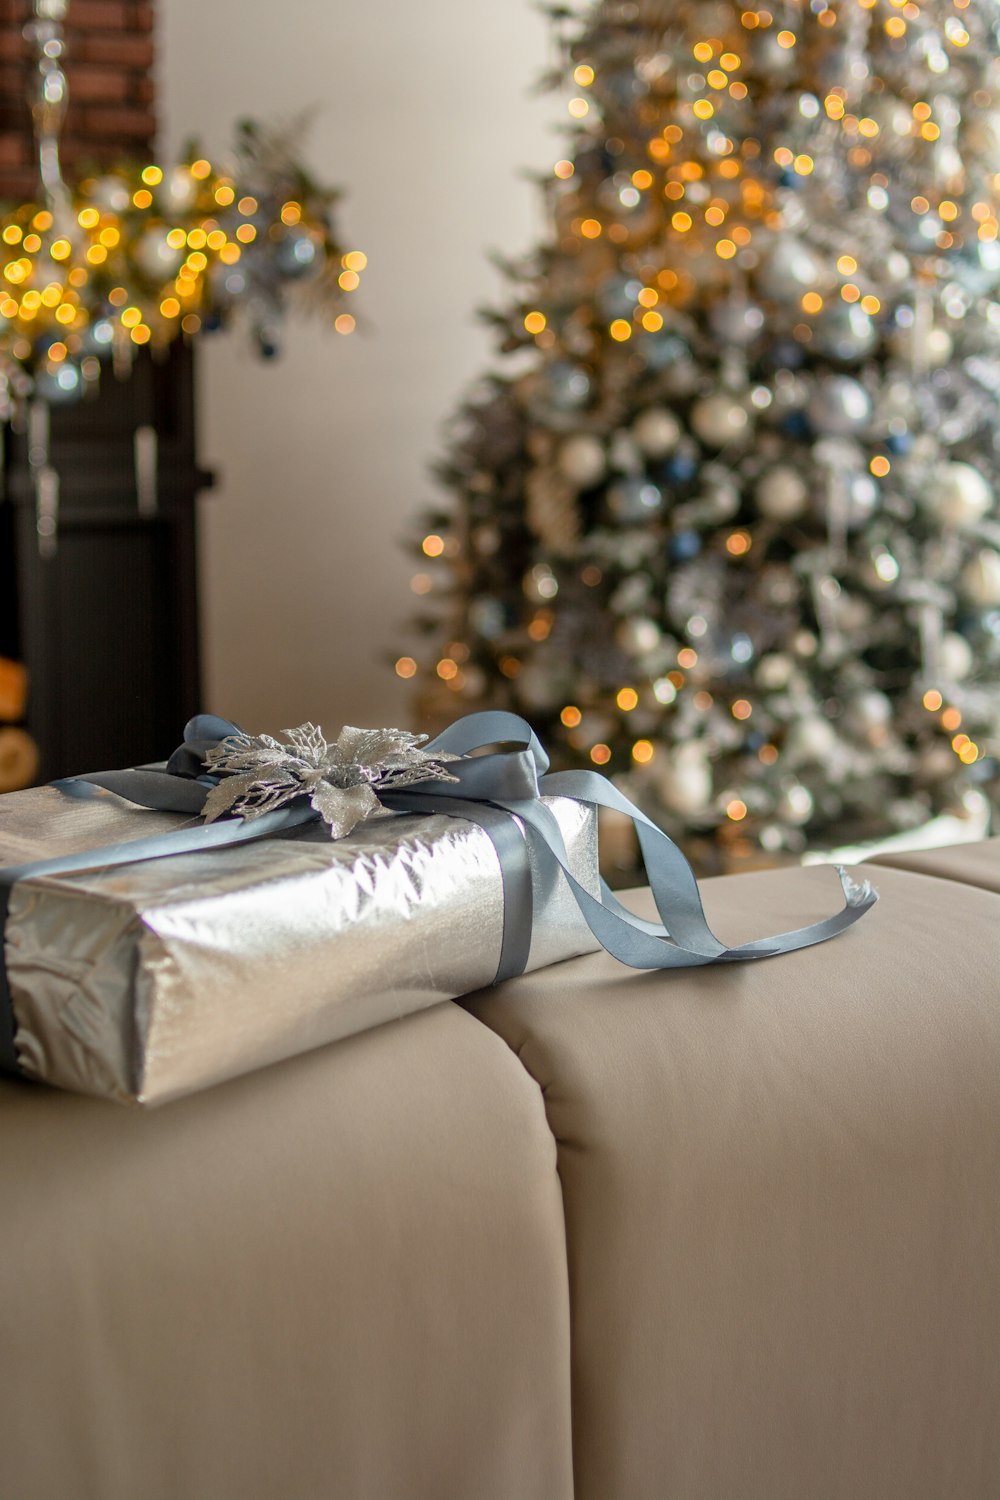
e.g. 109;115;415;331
660;450;698;484
668;530;702;562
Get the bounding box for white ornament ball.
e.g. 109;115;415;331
690;393;750;448
708;296;765;346
160;166;198;213
89;174;131;213
844;691;893;746
776;781;814;826
846;691;893;731
757;235;823;300
756;653;794;690
785;714;837;761
609;430;643;475
918;744;958;783
617;617;662;656
807;375;872;435
891;322;954;369
460;665;486;698
934;462;993;531
962;549;1000;606
939;632;974;682
756;466;808;522
632;407;682;458
557;434;607;488
658;742;713;817
517;664;557;710
133;227;185;279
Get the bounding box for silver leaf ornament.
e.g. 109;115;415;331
202;723;459;837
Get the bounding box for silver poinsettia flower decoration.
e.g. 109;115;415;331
201;723;460;839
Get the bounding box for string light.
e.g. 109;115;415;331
1;142;363;399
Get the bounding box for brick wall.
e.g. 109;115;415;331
0;0;154;202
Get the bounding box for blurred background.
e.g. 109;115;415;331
1;0;997;874
158;0;554;733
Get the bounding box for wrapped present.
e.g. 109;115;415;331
0;711;877;1106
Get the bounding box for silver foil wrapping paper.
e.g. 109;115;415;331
0;786;600;1105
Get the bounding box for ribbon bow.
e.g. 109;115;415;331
0;711;877;1077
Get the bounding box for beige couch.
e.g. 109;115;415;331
2;841;998;1500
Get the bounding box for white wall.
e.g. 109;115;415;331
158;0;555;732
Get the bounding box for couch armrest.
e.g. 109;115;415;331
867;835;1000;895
465;861;1000;1500
0;1004;574;1500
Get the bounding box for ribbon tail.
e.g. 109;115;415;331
718;866;878;960
540;769;729;957
517;784;878;970
503;797;726;969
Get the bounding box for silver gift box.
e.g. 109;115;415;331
0;785;600;1105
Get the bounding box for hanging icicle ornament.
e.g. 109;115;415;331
0;0;364;409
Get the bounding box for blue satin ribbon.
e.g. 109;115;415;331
0;710;877;1078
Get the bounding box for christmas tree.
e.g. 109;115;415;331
406;0;1000;865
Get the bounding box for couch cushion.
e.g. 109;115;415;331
0;1003;573;1500
464;862;1000;1500
868;834;1000;894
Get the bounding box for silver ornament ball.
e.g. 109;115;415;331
607;477;664;521
708;296;765;346
807;375;872;435
932;462;993;531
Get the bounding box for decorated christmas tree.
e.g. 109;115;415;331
405;0;1000;865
